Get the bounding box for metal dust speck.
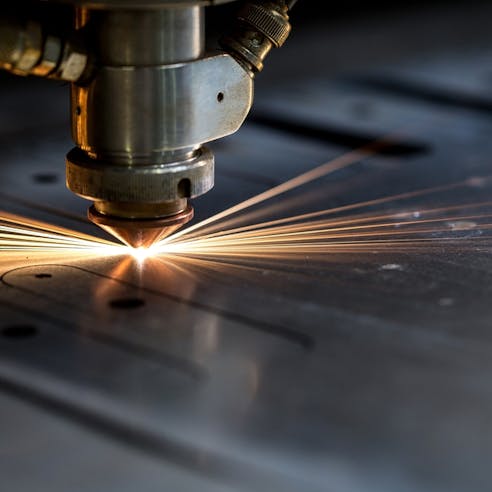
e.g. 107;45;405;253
467;176;490;188
438;297;455;307
447;221;478;231
380;264;404;271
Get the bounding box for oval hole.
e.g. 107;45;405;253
2;324;38;339
32;173;58;184
178;178;191;198
109;298;145;310
35;273;52;279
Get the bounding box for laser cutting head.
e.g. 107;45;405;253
88;203;194;249
0;0;295;248
66;3;240;247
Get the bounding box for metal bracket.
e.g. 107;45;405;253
73;53;254;158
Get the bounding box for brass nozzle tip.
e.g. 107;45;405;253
88;205;194;249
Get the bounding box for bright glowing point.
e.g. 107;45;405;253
130;246;155;261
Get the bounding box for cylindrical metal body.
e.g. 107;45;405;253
66;3;217;237
59;0;259;246
64;0;255;247
72;6;205;165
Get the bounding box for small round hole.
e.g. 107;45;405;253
75;105;82;116
2;324;38;339
177;178;191;198
32;173;59;184
217;92;224;103
35;273;52;279
109;298;145;310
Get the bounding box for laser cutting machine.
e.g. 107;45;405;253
0;0;297;247
4;2;492;491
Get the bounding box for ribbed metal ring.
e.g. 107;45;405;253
66;146;214;203
238;3;291;47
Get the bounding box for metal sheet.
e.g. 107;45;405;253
2;4;492;491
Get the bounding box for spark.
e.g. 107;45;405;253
153;175;492;260
0;211;125;255
165;138;393;243
1;144;491;264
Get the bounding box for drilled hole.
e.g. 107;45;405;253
35;273;52;279
32;173;59;184
178;178;191;198
217;92;224;103
2;324;38;339
75;105;82;116
109;298;145;310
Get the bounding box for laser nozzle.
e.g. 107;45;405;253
88;204;194;249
